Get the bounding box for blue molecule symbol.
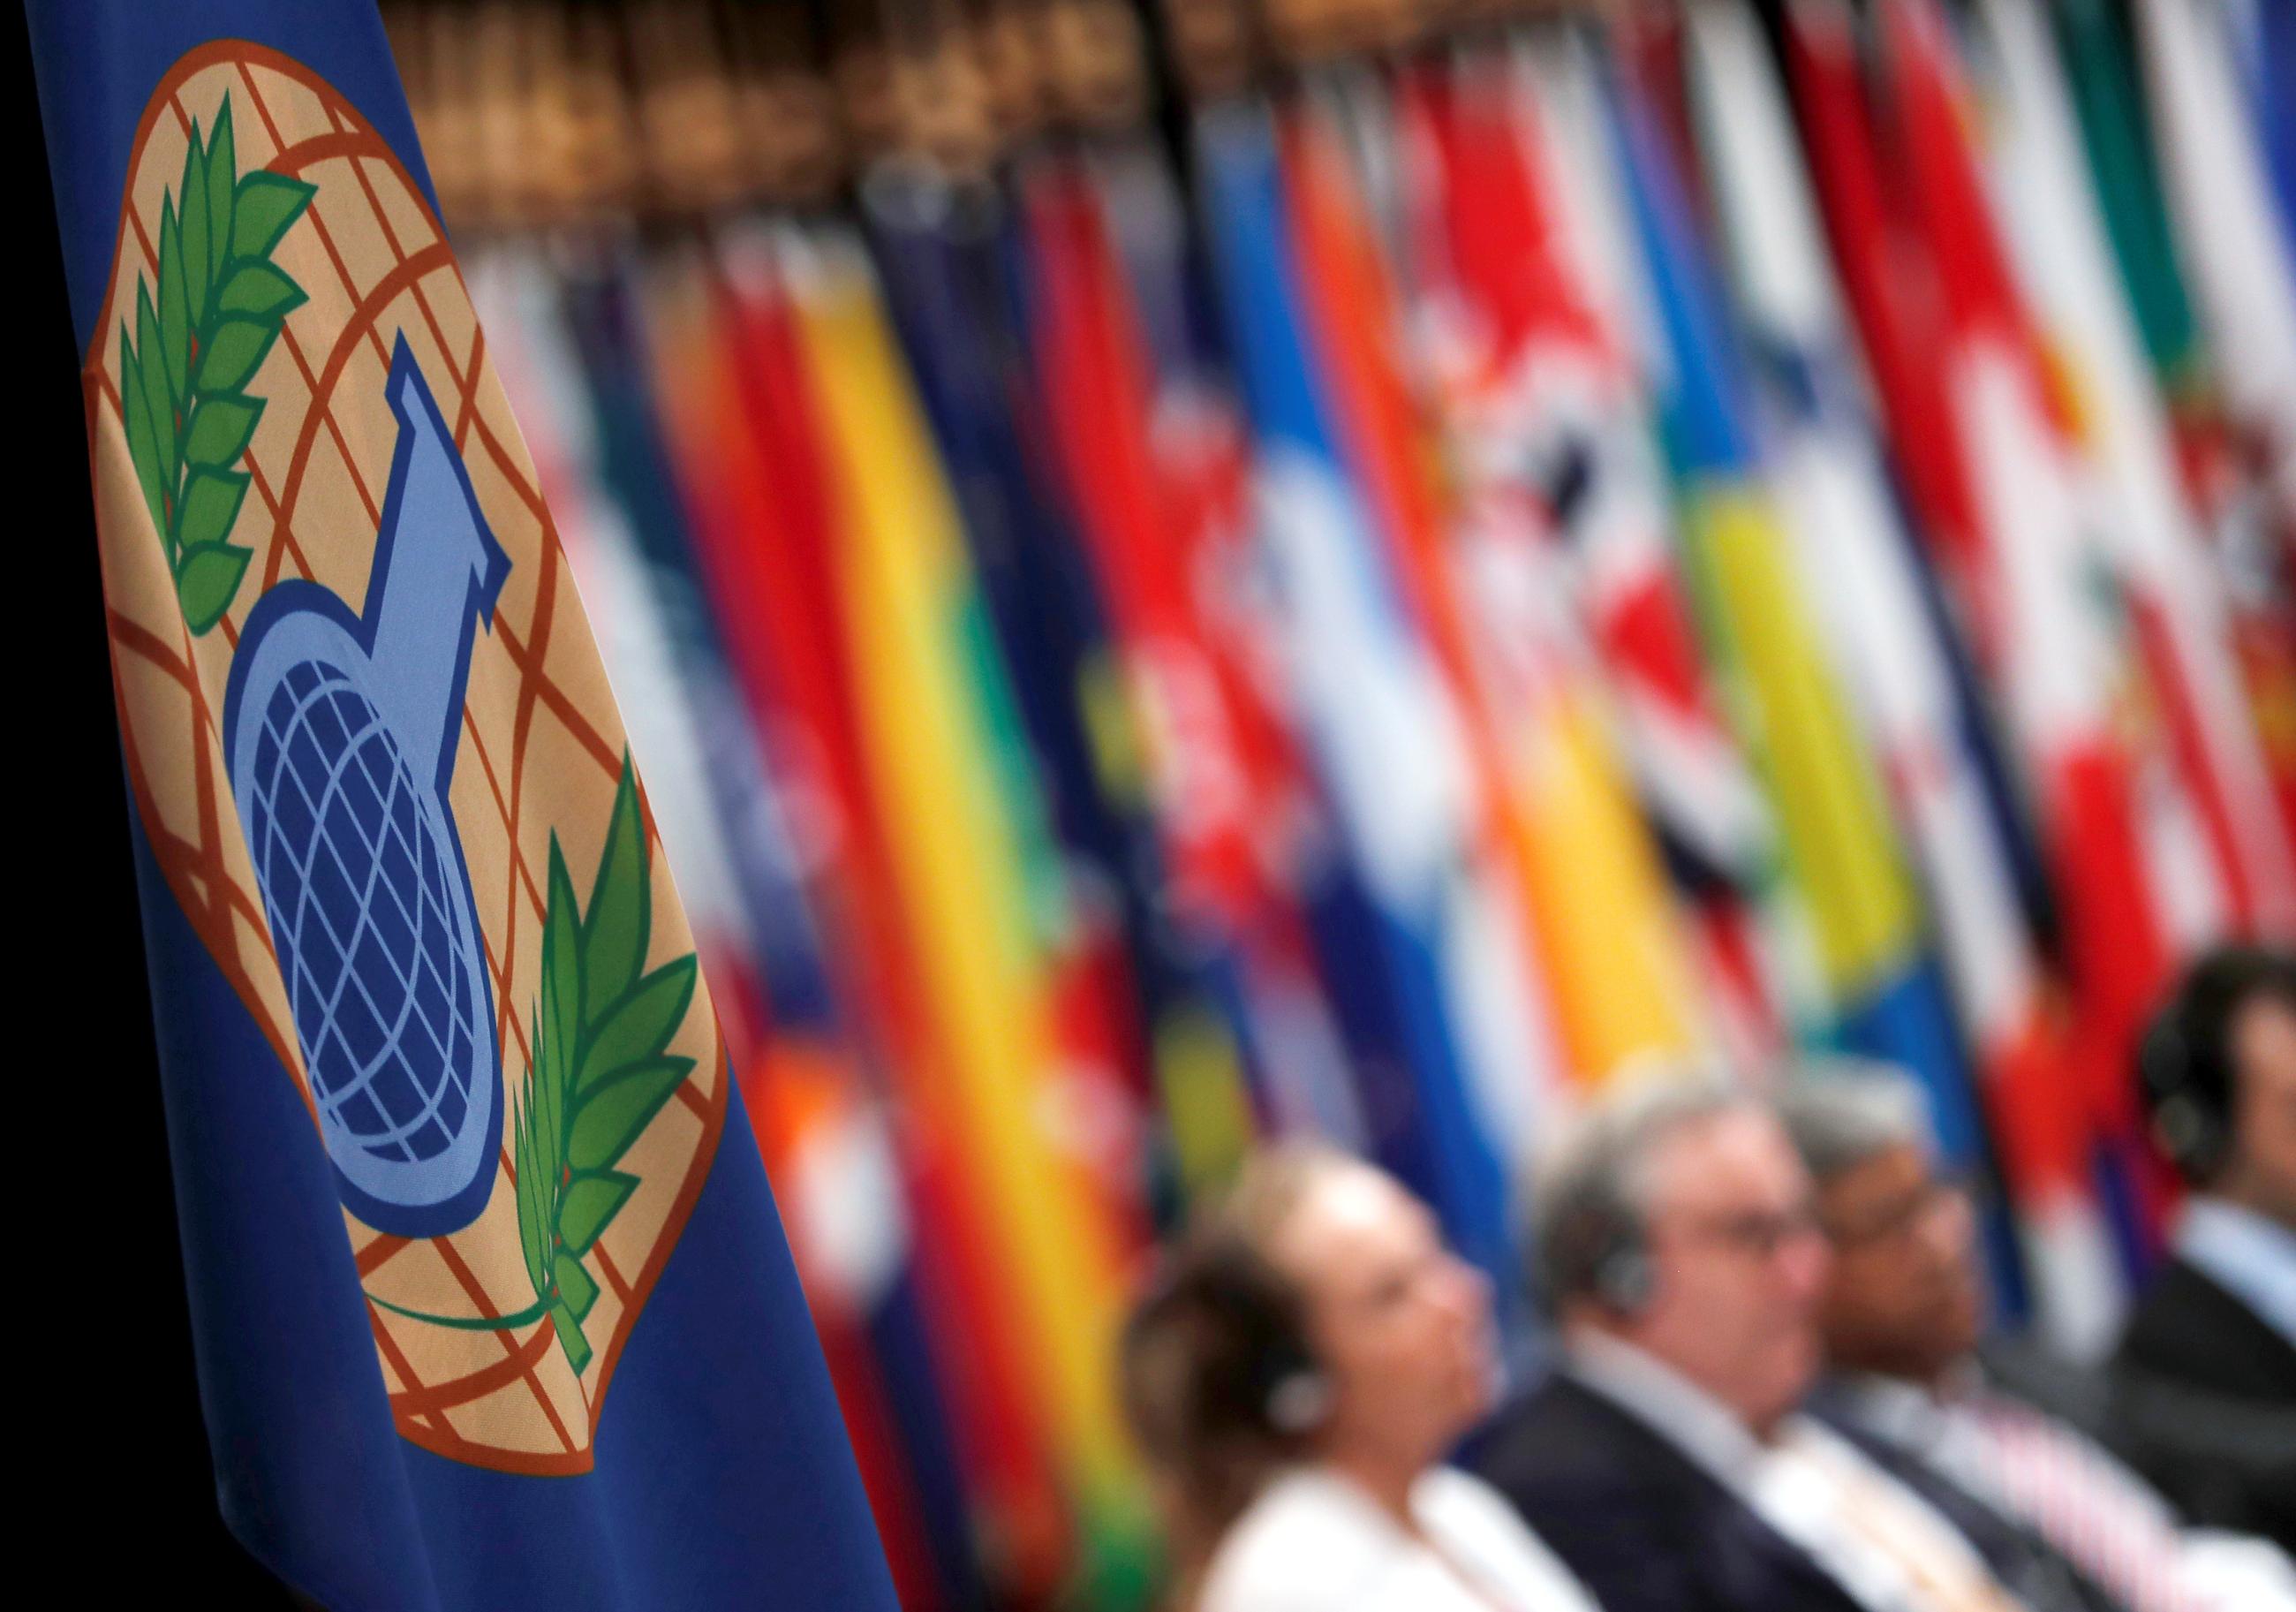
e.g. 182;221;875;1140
223;334;511;1238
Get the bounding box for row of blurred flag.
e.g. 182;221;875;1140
464;0;2294;1604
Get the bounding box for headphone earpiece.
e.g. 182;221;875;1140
2151;1092;2220;1174
1265;1367;1333;1434
1591;1233;1653;1316
2139;988;2232;1183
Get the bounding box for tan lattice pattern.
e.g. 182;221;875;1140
82;44;723;1473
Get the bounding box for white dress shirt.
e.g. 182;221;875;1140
1197;1463;1599;1612
2177;1198;2296;1347
1566;1333;2013;1612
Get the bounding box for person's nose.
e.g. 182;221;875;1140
1434;1253;1492;1327
1917;1182;1975;1266
1778;1222;1832;1301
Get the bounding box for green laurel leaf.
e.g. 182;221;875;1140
545;840;585;1048
118;329;168;547
183;393;264;467
521;1014;556;1273
175;467;249;553
510;755;696;1375
568;1057;692;1175
558;1171;638;1258
535;1055;564;1236
110;93;309;635
205;99;234;292
179;125;210;325
175;542;253;633
195;317;279;395
134;285;175;489
540;851;579;1189
157;198;190;405
581;759;651;1014
514;1091;548;1297
574;957;697;1096
230;170;316;261
550;1302;592;1374
215;260;306;322
555;1250;600;1324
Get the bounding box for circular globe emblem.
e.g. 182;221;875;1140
223;336;510;1238
245;660;484;1194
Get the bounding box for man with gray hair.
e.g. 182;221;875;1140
1470;1071;2066;1612
1780;1063;2295;1612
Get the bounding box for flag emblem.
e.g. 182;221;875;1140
82;43;724;1473
223;337;511;1237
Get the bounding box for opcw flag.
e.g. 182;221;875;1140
26;4;895;1608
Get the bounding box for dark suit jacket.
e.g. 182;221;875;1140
1975;1336;2119;1446
1468;1374;1866;1612
2117;1254;2296;1405
2110;1255;2296;1552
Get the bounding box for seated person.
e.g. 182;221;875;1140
1779;1065;2294;1612
1121;1144;1596;1612
1471;1075;2090;1612
2118;945;2296;1551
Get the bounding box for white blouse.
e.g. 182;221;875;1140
1196;1464;1599;1612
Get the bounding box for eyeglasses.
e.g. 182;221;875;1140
1653;1204;1824;1261
1821;1172;1980;1251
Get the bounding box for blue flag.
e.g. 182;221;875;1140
26;4;898;1607
2260;0;2296;261
1195;105;1518;1307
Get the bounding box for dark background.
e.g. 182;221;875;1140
11;2;291;1595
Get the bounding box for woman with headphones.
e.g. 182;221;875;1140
1120;1145;1596;1612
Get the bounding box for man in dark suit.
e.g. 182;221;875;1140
1471;1078;2066;1612
1779;1066;2295;1612
2119;945;2296;1551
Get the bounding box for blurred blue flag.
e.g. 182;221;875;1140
1195;105;1518;1305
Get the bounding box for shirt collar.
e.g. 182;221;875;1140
1826;1371;1951;1452
2175;1198;2296;1345
1564;1330;1769;1485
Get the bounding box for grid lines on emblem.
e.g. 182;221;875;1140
247;658;477;1167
